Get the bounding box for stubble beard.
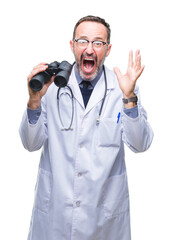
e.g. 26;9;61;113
74;53;106;81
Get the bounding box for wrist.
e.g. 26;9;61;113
122;94;138;109
123;92;136;99
27;98;41;109
124;101;137;109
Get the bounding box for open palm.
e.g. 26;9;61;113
114;50;145;98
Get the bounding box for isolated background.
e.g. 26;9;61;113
0;0;173;239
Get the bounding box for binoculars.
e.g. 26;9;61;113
29;61;72;91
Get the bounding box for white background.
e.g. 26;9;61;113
0;0;173;239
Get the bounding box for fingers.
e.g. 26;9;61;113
135;49;140;62
128;50;133;68
138;64;145;78
128;50;140;68
128;49;144;72
113;67;122;81
134;50;145;78
27;63;48;83
134;50;141;71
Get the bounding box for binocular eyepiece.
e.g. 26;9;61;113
29;61;73;91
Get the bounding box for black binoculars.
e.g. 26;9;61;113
29;61;72;91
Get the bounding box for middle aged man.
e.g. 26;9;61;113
19;15;153;240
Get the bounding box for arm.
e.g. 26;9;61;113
114;50;153;152
122;87;153;152
19;103;47;152
19;63;54;152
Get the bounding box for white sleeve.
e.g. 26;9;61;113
121;87;154;153
19;97;48;152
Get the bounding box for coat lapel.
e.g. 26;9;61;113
68;66;116;113
85;66;116;114
68;68;84;107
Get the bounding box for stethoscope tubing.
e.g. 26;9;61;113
96;65;107;124
57;65;107;130
57;85;74;130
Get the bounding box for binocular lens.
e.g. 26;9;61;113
29;79;43;92
29;71;52;91
29;61;72;91
54;71;70;88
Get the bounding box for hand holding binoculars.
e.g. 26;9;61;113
29;61;72;91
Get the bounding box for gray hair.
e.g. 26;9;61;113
72;15;111;44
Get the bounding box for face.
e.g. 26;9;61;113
70;21;112;81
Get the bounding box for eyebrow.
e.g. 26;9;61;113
77;36;105;41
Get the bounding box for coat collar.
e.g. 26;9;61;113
68;65;116;113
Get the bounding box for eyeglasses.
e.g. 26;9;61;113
74;39;108;49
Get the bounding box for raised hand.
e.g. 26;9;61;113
113;50;145;99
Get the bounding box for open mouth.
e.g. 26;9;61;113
84;59;94;68
82;58;96;74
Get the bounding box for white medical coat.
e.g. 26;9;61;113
19;66;153;240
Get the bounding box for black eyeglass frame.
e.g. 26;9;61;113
74;39;108;47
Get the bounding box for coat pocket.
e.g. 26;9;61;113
97;117;122;147
34;168;52;214
103;172;129;219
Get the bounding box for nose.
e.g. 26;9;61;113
85;42;94;55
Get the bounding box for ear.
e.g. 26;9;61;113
70;40;74;52
106;44;112;57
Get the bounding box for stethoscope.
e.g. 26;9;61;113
57;65;107;131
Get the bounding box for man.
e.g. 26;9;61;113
19;15;153;240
